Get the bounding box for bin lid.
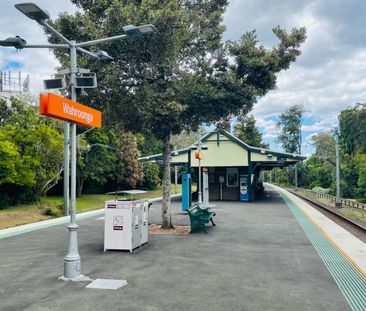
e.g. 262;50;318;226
105;190;148;195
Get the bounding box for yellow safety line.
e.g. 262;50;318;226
285;191;366;281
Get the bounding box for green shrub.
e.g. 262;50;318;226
42;203;63;217
312;186;331;194
138;163;161;190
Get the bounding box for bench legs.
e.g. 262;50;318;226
190;219;215;234
191;226;207;234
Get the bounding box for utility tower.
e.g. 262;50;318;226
0;70;29;100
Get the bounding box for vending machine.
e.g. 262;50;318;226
239;175;249;201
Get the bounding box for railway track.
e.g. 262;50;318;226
287;189;366;243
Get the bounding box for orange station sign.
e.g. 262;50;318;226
40;93;102;128
195;151;203;159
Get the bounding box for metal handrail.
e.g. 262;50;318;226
299;188;366;210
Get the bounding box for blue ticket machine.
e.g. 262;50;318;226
239;174;249;201
182;173;191;211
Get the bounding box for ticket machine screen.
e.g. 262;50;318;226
240;176;247;194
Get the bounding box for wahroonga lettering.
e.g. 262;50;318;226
62;103;93;124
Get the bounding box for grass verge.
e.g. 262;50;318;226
0;185;182;230
288;187;366;225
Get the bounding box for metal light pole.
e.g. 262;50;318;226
294;122;302;189
63;41;80;279
197;139;203;205
4;2;157;280
63;123;70;216
174;165;178;194
198;158;202;204
335;131;341;207
195;131;207;206
294;163;298;188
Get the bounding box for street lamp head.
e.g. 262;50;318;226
123;25;142;37
93;49;114;61
15;2;50;22
0;36;27;49
136;24;158;34
123;24;158;37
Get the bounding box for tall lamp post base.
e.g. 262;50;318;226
59;274;92;282
335;202;342;208
63;223;83;280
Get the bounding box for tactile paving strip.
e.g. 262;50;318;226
282;194;366;311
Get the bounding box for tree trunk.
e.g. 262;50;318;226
40;165;64;196
77;178;84;198
161;132;173;229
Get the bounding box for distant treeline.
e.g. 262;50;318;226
266;103;366;202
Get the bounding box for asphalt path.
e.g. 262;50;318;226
0;189;349;311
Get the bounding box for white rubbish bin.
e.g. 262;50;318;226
104;190;149;252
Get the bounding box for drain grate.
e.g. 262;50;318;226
281;194;366;311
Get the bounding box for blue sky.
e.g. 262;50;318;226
1;0;366;156
2;60;23;71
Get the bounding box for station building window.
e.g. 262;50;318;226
226;168;238;187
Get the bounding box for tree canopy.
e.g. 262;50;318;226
339;103;366;155
276;104;304;154
234;115;268;148
48;0;306;227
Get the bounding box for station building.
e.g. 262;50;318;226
140;130;306;202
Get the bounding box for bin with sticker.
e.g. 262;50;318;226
104;190;149;252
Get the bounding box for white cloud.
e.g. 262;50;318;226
224;0;366;155
262;133;277;139
304;133;318;141
253;47;366;131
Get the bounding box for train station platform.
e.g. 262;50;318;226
0;186;365;310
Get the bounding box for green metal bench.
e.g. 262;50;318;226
187;205;216;233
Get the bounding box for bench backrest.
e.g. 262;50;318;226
188;205;202;216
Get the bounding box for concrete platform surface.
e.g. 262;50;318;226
269;183;366;277
0;189;351;311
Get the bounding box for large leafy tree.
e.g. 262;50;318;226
76;128;117;196
339;103;366;155
338;103;366;198
311;132;336;165
49;0;306;228
305;132;335;189
0;97;64;206
77;128;145;196
354;153;366;198
276;104;304;154
234;115;268;148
